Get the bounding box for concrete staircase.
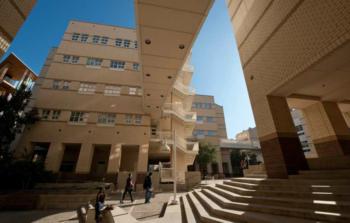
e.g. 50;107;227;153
179;169;350;223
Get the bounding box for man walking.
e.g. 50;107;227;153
143;172;153;203
121;173;134;204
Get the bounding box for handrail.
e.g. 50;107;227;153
174;80;195;95
163;102;196;122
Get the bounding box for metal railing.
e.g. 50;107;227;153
173;80;195;95
2;76;19;88
163;102;196;123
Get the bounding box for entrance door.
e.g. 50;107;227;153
90;145;111;179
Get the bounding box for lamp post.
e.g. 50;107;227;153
160;129;178;205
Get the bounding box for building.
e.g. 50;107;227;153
0;0;36;58
235;127;260;147
226;0;350;178
15;0;213;187
291;109;318;158
191;94;227;177
0;53;37;96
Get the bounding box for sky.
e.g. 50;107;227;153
2;0;255;138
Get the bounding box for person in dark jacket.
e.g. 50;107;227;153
120;173;134;204
143;172;153;203
95;187;106;223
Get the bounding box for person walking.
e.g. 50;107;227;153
120;173;134;204
143;172;153;203
95;187;106;223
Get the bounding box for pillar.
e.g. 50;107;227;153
256;96;308;178
303;102;350;157
215;147;224;178
75;143;94;174
107;143;122;174
45;142;64;172
0;64;9;80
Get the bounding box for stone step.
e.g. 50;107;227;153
226;180;350;193
180;195;197;223
208;185;350;213
193;190;317;223
231;177;350;186
186;192;233;223
299;169;350;175
202;188;350;222
221;182;350;201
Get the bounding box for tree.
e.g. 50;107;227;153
197;143;217;178
0;85;39;159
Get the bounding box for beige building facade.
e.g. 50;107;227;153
17;0;213;186
226;0;350;178
0;0;36;58
191;94;227;177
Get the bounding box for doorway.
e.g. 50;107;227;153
90;145;111;179
59;144;81;172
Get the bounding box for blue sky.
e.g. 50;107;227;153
2;0;255;138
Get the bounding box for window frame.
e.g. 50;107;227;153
110;60;125;70
69;111;87;123
104;85;121;96
78;83;96;94
97;113;116;125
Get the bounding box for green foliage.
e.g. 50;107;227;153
230;150;244;177
197;143;217;176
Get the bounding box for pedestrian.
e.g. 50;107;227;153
143;172;153;203
120;173;134;204
95;187;106;223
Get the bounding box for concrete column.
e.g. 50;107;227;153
215;147;224;177
257;96;308;178
342;112;350;128
45;142;64;172
303;102;350;157
107;143;122;174
17;69;29;89
75;143;94;174
137;144;149;172
0;65;9;80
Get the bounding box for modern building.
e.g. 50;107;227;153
235;127;260;148
0;0;36;58
15;0;213;187
0;53;37;96
226;0;350;178
191;94;227;177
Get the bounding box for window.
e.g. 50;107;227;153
295;125;303;132
52;80;60;89
51;110;61;120
92;35;100;44
101;36;109;44
207;116;214;123
207;130;217;136
125;114;133;124
115;38;122;47
80;34;89;42
110;60;125;70
79;83;96;94
104;85;121;96
132;63;139;71
72;33;80;41
63;55;71;63
72;56;79;64
129;87;137;95
123;39;130;48
98;113;116;125
197;116;204;122
134;41;138;48
62;81;70;90
69;111;86;123
42;110;50;119
135;115;142;124
87;58;102;67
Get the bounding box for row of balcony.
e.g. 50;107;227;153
163;102;197;123
173;80;195;96
150;131;199;154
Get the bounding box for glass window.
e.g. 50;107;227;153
69;111;86;123
125;114;133;124
63;55;71;63
42;109;50;119
134;41;138;48
52;80;60;89
62;81;70;90
123;39;130;48
207;116;214;123
92;35;100;44
132;63;139;71
115;38;122;47
80;34;89;42
207;130;217;136
101;36;109;44
51;110;61;120
197;116;204;122
98;113;116;125
104;85;121;96
78;83;96;94
129;87;137;95
110;60;125;70
72;33;80;41
87;58;102;67
296;125;303;132
71;56;79;64
135;115;142;124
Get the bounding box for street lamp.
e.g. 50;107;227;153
160;130;178;205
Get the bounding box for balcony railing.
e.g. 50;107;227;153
163;102;196;123
173;80;195;96
2;76;19;88
182;64;194;72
